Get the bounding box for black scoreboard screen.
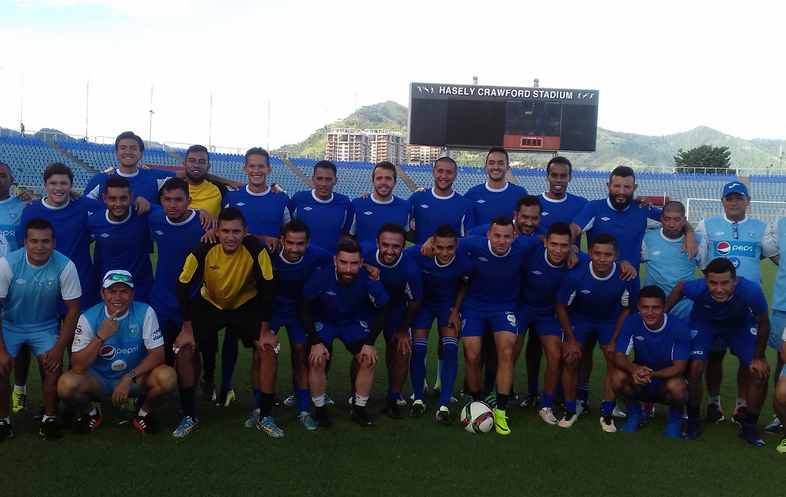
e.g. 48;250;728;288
408;82;599;152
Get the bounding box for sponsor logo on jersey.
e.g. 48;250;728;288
155;230;164;235
111;360;128;372
420;204;429;209
303;206;313;211
714;231;725;236
73;336;81;345
100;344;140;360
652;251;661;256
635;336;644;341
716;241;755;256
100;233;110;238
326;291;336;296
476;199;486;204
236;202;245;206
363;211;373;216
14;278;25;284
580;289;591;294
542;212;550;216
716;241;731;255
209;265;219;270
691;350;704;356
728;257;741;268
477;257;488;262
532;270;542;275
600;217;611;221
152;329;162;341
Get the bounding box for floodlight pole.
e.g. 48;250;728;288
148;86;154;145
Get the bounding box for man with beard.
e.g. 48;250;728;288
464;147;528;226
348;162;411;244
569;166;697;417
297;238;390;428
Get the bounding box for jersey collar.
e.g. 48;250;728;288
543;249;565;269
485;181;510;193
605;197;632;212
644;313;668;333
165;209;197;227
434;254;456;267
589;262;616;281
116;168;140;178
376;249;402;268
370;194;394;205
105;207;132;225
41;198;70;210
541;192;567;203
659;228;684;243
278;251;304;265
723;214;748;224
430;188;455;200
246;185;271;197
104;306;130;321
487;240;512;258
311;190;334;204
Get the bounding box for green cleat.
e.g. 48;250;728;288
435;406;452;426
494;408;510;435
777;436;786;454
12;391;28;413
217;389;236;407
410;400;426;418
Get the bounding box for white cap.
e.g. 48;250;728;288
102;269;134;289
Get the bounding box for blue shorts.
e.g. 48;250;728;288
2;328;59;357
315;319;370;348
569;317;616;346
517;304;561;338
272;314;308;345
461;307;518;337
382;305;407;340
634;377;667;403
88;368;140;397
689;320;758;366
412;302;453;330
768;309;786;351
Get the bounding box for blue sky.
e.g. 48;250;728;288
1;0;784;151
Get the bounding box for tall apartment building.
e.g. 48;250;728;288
325;129;370;162
406;145;444;165
367;130;406;164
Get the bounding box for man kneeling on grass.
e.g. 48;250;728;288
611;285;689;438
58;270;176;435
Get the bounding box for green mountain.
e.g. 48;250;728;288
272;102;786;175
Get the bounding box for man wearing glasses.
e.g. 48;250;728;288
695;181;778;426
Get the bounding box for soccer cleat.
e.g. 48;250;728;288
539;407;558;426
200;378;217;402
643;402;655;419
510;389;519;401
731;407;747;426
39;418;63;440
12;392;28;413
519;392;540;408
704;403;724;423
323;394;334;406
484;392;498;408
133;414;158;435
33;405;45;421
172;416;198;438
244;408;261;428
273;394;281;407
433;381;442;395
0;421;14;442
599;414;617;433
283;390;297;407
682;419;702;440
216;389;236;407
257;416;284;437
494;408;510;435
76;409;103;435
576;400;590;417
435;406;452;426
383;399;405;420
612;405;627;418
396;394;407;407
738;422;764;447
620;411;645;433
409;400;426;418
664;419;682;439
299;411;317;430
558;411;577;428
351;406;374;427
313;407;333;428
777;436;786;454
765;416;783;433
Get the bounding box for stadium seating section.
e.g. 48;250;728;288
2;135;785;222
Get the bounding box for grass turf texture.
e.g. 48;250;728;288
4;258;784;497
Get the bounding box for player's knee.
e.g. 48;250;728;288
610;368;629;390
57;371;82;399
774;378;786;406
153;365;178;393
688;360;705;379
667;378;688;399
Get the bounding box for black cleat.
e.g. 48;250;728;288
352;406;374;427
133;413;159;435
0;420;15;442
76;408;103;435
409;401;426;418
313;406;333;428
435;408;452;426
39;418;63;440
519;392;540;408
383;399;405;420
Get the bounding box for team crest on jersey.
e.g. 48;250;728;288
601;217;610;221
128;323;140;337
747;230;756;238
750;327;758;336
45;276;57;288
315;322;323;331
690;329;699;339
8;211;18;220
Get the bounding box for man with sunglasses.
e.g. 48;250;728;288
696;181;778;426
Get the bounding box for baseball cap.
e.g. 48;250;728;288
102;269;134;289
722;182;748;198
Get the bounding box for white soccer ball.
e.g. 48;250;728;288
460;401;494;433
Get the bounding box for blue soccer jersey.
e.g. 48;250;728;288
696;215;777;285
408;189;474;244
361;243;424;311
537;192;588;233
557;261;638;323
405;245;473;305
0;197;25;252
520;248;589;313
71;301;163;382
641;229;704;319
271;245;333;318
87;206;155;299
771;217;786;313
148;208;205;326
684;277;769;326
19;197;103;309
289;190;351;252
84;167;176;205
614;313;691;371
224;186;291;237
572;198;662;266
301;264;389;326
459;234;541;312
464;182;528;226
349;195;412;244
0;249;82;333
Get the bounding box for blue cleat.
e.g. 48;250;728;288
738;422;764;447
620;411;646;433
681;419;701;440
664;419;682;439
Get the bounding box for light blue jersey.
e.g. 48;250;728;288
0;197;25;252
641;229;704;320
696;215;777;286
770;217;786;313
0;249;82;333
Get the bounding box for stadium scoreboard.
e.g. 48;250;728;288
408;82;599;152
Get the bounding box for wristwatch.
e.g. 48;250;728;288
128;370;137;383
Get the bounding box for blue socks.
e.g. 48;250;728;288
527;380;539;395
410;338;428;402
386;390;400;402
564;400;577;414
601;400;615;416
439;337;458;409
296;389;310;413
541;392;556;409
220;336;239;390
577;382;590;403
252;388;261;408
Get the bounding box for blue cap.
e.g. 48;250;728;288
722;181;748;198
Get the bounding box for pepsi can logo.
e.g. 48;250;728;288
100;345;116;360
716;241;731;255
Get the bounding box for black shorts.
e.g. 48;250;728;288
190;293;264;348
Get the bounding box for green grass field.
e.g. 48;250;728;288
5;259;785;497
